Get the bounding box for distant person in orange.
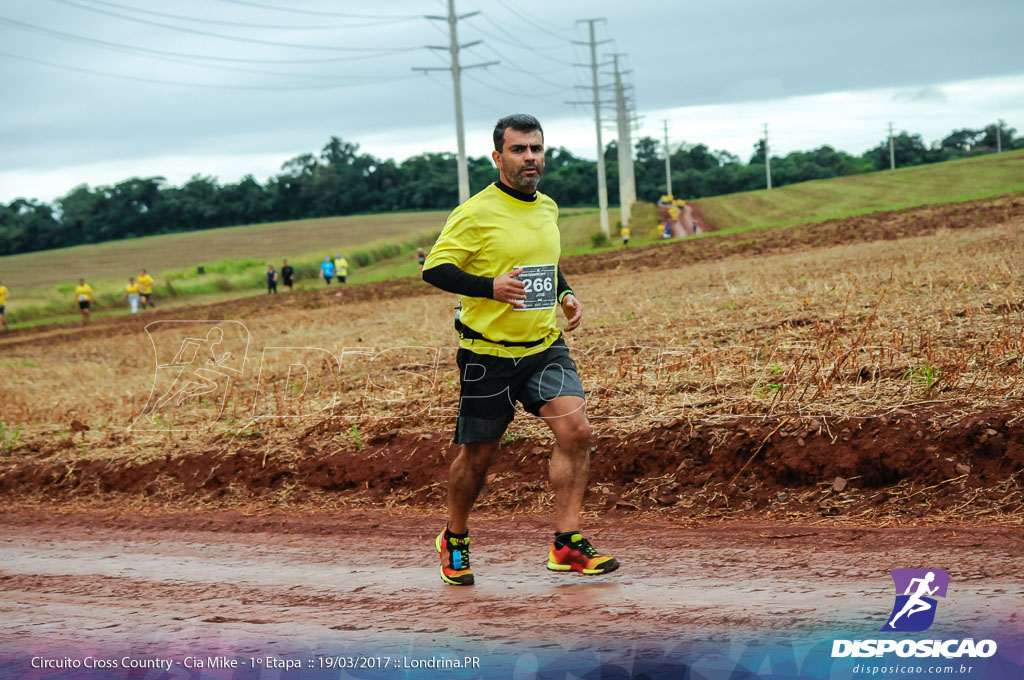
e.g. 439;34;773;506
74;278;93;324
138;269;155;309
0;280;9;330
123;277;140;314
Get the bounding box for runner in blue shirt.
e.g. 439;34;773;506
320;256;335;285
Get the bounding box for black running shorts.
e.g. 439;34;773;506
454;337;585;444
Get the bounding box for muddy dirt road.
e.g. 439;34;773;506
1;509;1022;677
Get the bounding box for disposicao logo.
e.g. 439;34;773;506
831;568;998;659
882;568;949;632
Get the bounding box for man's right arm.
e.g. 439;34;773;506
421;263;492;298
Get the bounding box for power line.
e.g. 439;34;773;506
0;15;420;64
215;0;417;20
491;0;575;41
463;71;563;99
569;18;612;236
50;0;415;52
0;50;417;91
609;53;636;229
64;0;417;30
413;0;498;203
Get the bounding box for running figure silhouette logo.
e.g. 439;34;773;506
882;568;950;632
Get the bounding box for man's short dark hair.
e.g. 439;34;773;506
493;114;544;152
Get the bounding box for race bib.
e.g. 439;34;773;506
78;295;88;301
515;263;556;311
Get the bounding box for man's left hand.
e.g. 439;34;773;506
561;293;582;332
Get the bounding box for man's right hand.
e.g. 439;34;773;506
492;267;526;308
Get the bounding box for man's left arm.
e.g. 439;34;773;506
557;266;582;332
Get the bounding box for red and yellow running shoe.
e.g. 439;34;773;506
435;528;474;586
547;533;620;575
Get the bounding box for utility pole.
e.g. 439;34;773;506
763;123;772;190
888;122;896;170
997;118;1004;153
414;0;497;204
572;18;612;236
662;119;672;196
608;53;636;231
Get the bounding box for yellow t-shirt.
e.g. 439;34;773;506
125;283;140;295
0;285;8;305
335;258;348;277
74;284;93;302
621;227;630;238
424;183;562;358
138;274;154;294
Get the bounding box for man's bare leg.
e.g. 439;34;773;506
447;441;499;534
540;396;590;532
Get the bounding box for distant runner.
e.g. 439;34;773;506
417;248;427;273
281;259;295;291
422;113;619;587
621;225;630;247
334;254;349;284
138;269;155;309
320;256;334;285
74;278;93;324
123;277;140;314
267;264;278;294
0;280;9;330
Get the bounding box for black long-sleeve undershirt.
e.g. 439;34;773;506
422;263;573;301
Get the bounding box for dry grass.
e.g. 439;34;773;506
2;210;1022;453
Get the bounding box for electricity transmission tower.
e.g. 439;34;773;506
413;0;497;204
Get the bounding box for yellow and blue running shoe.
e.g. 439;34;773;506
546;532;619;575
436;527;474;586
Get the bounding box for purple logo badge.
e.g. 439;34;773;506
882;568;950;632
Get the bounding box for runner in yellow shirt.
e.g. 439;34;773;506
621;225;630;247
422;113;618;586
334;254;349;284
74;278;93;324
0;281;9;330
123;277;141;314
137;269;155;309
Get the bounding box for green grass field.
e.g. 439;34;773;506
2;150;1021;327
698;148;1024;231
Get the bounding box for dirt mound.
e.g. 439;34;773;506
562;193;1024;276
3;406;1020;521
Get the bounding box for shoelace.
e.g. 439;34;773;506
448;541;470;569
574;538;599;558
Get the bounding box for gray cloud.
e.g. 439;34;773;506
892;86;948;104
0;0;1021;200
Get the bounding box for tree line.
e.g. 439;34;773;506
1;123;1018;256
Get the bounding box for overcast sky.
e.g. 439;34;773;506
1;0;1022;204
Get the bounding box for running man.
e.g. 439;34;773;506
0;280;9;330
620;225;630;247
417;248;427;273
281;259;295;291
138;269;155;309
123;277;140;314
334;253;349;284
320;256;334;285
887;571;939;629
422;113;619;586
267;264;278;294
74;278;93;323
